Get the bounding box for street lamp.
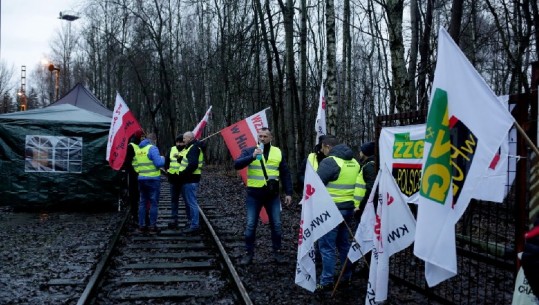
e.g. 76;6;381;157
59;11;79;21
48;64;60;101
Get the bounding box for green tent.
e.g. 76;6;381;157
0;104;119;210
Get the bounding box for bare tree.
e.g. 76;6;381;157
0;61;14;106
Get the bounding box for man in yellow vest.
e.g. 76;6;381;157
234;127;293;265
316;135;360;293
177;131;204;234
133;133;165;234
165;135;186;229
298;135;327;191
122;129;145;219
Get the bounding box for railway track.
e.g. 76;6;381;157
76;177;252;305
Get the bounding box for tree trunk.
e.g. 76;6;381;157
385;0;409;113
448;0;464;43
325;0;337;135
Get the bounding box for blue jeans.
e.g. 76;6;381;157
318;209;353;286
244;189;282;254
182;183;199;229
138;179;160;227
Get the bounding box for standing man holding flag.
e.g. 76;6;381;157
107;93;144;219
122;129;145;219
234;127;293;265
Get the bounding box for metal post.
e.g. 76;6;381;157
55;69;60;101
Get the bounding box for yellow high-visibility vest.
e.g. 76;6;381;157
307;152;320;170
167;146;184;174
178;145;203;174
247;146;282;188
325;156;360;204
133;145;160;177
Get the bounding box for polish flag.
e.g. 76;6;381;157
106;93;143;170
192;106;212;139
220;108;269;182
315;83;326;144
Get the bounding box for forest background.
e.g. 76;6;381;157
0;0;537;188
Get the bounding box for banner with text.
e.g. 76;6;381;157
295;163;344;292
379;124;425;204
220;108;269;183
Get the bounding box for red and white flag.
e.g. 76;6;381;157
295;163;344;292
315;83;326;144
192;105;212;139
220;108;269;183
106;93;143;170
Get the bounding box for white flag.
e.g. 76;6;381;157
367;164;416;302
315;83;326;144
347;171;380;263
414;27;515;287
295;163;344;292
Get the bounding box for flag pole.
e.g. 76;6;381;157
199;130;222;142
331;221;371;297
513;121;539;156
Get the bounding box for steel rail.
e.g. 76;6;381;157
199;207;253;305
76;207;131;305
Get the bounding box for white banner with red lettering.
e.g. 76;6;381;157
295;162;344;292
366;164;416;303
106;93;142;170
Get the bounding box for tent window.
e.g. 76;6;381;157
24;136;83;173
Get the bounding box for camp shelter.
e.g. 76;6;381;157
0;104;119;210
49;83;113;117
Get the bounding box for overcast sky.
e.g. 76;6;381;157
1;0;82;75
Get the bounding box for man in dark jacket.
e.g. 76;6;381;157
316;135;360;292
177;131;204;234
234;127;293;266
354;141;377;219
121;129;144;219
165;135;186;229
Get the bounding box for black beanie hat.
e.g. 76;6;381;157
360;141;375;156
175;135;183;142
